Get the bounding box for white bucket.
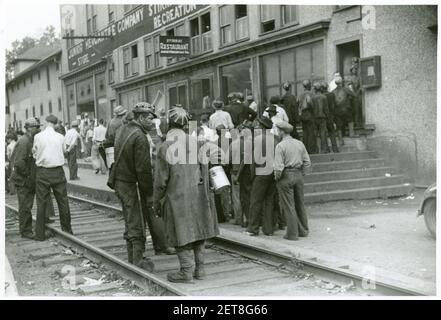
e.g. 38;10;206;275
105;147;115;167
209;166;231;194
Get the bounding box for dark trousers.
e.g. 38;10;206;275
16;186;34;235
35;167;72;239
238;165;252;225
247;174;276;235
214;187;232;223
326;119;339;152
67;146;78;180
302;121;318;154
276;170;309;240
139;193;169;252
315;118;328;154
114;180;145;245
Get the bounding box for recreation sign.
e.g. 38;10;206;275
67;5;207;71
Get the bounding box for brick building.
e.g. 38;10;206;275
59;5;437;185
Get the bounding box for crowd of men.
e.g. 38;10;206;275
5;73;361;284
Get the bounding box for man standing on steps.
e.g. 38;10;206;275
298;80;318;154
311;81;330;154
274;120;311;241
10;118;42;239
333;76;356;143
153;106;219;283
33;115;73;241
321;81;339;153
64;120;81;180
281;82;299;139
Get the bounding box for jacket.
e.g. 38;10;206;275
113;121;153;196
104;116;124;148
10;133;36;188
281;93;299;125
224;101;257;127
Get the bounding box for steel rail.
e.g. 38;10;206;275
5;203;188;296
66;194;429;296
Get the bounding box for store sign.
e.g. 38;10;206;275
159;36;190;57
67;4;207;72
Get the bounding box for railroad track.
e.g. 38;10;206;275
5;194;426;296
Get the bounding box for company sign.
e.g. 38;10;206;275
67;5;207;72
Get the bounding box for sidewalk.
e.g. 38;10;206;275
5;255;18;296
64;166;436;293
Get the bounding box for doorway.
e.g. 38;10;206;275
336;40;360;82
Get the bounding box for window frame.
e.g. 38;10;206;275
190;10;213;56
219;5;249;47
259;5;299;35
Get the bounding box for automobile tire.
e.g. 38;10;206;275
423;198;436;239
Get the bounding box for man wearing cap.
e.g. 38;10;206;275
33;115;73;241
153;106;219;283
281;82;300;139
246;117;279;236
224;93;257;127
64;120;81;180
321;81;339;153
105;105;127;149
263;96;289;122
312;81;330;153
9;118;41;239
333;76;356;143
113;102;171;270
209;99;234;130
92;119;107;174
298;79;318;154
274;120;311;241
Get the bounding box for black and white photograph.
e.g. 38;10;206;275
1;0;438;302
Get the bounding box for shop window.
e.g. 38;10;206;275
32;106;35;117
190;76;213;111
145;82;165;110
49;101;53;113
220;60;252;102
220;5;249;46
58;97;62;112
261;41;324;101
46;66;51;91
190;12;212;55
282;5;298;25
168;83;187;109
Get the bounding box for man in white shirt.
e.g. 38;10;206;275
263;96;289;122
92;119;107;174
64;120;81;180
209;99;234;130
33;114;73;241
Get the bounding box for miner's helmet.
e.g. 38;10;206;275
313;81;322;90
302;79;311;88
169;104;190;127
133;101;157;118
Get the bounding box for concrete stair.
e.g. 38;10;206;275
304;139;413;203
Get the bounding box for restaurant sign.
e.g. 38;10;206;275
159;36;191;57
67;5;207;72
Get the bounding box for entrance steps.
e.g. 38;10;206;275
304;138;413;203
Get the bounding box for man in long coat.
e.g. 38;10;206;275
153;106;219;283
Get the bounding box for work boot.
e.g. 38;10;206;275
193;242;206;280
155;247;176;255
348;122;355;137
132;240;154;272
126;241;133;264
167;249;194;283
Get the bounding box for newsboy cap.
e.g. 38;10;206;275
24;117;41;128
45;114;58;124
275;120;293;133
114;105;127;116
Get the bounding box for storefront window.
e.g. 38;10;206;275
119;88;142;110
190;76;213;112
168;83;187;109
220;60;252;103
145;82;165;112
261;41;324;101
